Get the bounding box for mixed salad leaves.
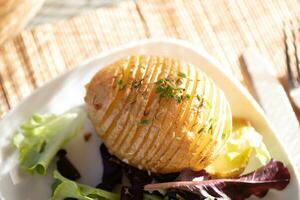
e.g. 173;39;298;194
12;108;290;200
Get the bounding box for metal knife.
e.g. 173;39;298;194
242;48;300;166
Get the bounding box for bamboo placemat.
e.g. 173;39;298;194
0;0;299;118
28;0;123;27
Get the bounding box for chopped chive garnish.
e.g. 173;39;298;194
185;94;191;100
178;72;187;78
155;78;185;103
222;132;226;139
197;126;205;134
196;94;211;109
196;94;202;101
174;95;182;103
117;79;125;90
140;119;150;125
207;119;214;134
197;119;215;135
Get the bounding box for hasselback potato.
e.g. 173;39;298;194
85;55;232;173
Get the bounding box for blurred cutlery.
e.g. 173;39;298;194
242;48;300;163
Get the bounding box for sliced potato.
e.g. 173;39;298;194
127;57;171;163
146;62;194;171
85;56;136;138
132;59;182;165
159;65;200;171
117;57;173;159
85;55;232;173
109;56;160;151
186;77;230;170
103;56;154;150
138;60;184;164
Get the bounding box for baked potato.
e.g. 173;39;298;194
85;55;232;173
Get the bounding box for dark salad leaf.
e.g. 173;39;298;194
99;144;153;199
123;164;153;187
176;169;209;182
99;144;183;199
153;172;180;183
120;186;165;200
121;186;143;200
145;160;290;200
120;186;134;200
165;189;187;200
56;149;81;181
123;165;153;200
96;144;123;191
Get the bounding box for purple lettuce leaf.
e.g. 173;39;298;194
176;168;209;181
145;160;290;200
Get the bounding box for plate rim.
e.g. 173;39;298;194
1;38;299;198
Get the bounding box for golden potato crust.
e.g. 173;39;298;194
85;55;232;173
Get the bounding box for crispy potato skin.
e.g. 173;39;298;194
85;55;232;173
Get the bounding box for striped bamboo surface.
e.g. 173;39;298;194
0;0;299;118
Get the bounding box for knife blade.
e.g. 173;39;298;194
242;48;300;167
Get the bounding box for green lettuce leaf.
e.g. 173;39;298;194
226;127;271;164
13;107;86;175
206;126;271;177
51;170;119;200
51;171;163;200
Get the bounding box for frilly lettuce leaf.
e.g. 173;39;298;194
205;126;271;177
225;127;271;164
13;108;86;175
51;170;119;200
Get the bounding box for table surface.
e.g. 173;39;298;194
0;0;299;118
28;0;123;27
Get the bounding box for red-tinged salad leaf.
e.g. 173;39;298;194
144;160;290;200
176;169;209;182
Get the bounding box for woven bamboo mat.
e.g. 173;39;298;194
0;0;299;118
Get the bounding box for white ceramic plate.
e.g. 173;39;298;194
0;39;299;200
